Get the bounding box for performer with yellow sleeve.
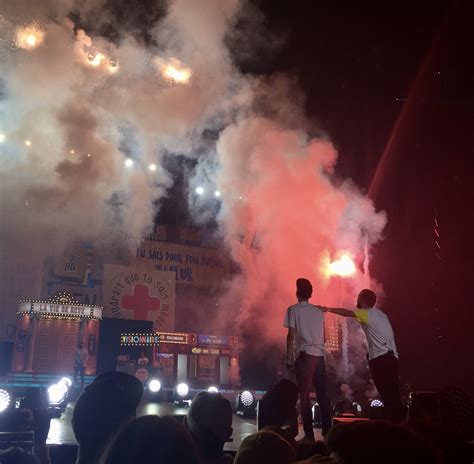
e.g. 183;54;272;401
323;289;403;421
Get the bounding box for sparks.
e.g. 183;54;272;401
87;51;105;67
324;254;356;278
155;57;192;84
15;25;45;50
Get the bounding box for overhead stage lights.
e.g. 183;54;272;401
0;390;11;413
148;378;162;393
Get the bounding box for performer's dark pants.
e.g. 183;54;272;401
294;352;332;437
369;351;403;422
74;365;85;388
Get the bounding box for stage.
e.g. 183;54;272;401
44;398;324;455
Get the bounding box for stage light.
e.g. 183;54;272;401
176;382;190;398
208;386;219;394
124;158;133;167
59;377;72;388
148;379;161;393
48;382;68;405
370;399;384;408
0;390;11;413
0;133;5;143
195;186;204;195
214;190;221;198
236;390;256;417
148;164;157;172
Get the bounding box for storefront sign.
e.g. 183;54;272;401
120;333;161;346
18;300;102;320
198;334;230;346
158;332;188;344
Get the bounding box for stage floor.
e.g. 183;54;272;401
47;399;324;452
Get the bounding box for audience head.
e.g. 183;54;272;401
326;420;440;464
0;447;38;464
356;289;376;309
186;391;233;457
72;372;143;463
258;380;298;436
102;415;198;464
296;278;313;300
234;429;296;464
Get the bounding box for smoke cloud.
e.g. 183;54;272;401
0;0;386;390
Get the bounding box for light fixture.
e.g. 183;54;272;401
48;382;68;405
236;390;256;417
148;379;161;393
176;382;190;398
208;386;219;394
0;389;11;413
370;399;384;408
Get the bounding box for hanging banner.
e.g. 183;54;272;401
102;264;175;332
135;240;231;287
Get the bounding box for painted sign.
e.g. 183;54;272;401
102;265;175;332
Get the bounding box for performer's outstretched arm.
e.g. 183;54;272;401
324;307;357;318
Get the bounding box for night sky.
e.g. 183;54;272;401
73;0;474;394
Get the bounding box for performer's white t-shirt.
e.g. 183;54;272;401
354;307;398;361
284;301;325;357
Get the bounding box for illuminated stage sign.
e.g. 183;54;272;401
18;300;102;320
121;333;160;346
198;334;229;346
158;332;188;344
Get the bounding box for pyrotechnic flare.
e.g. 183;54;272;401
323;253;356;278
15;25;45;50
155;57;192;84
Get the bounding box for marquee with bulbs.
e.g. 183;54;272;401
17;292;102;321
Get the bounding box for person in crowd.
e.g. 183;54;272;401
325;420;441;463
185;391;233;464
0;447;39;464
322;289;403;422
72;372;143;464
257;379;299;437
73;342;89;388
137;351;149;366
284;278;332;439
101;415;199;464
234;428;296;464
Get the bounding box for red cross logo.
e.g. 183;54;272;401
121;284;161;321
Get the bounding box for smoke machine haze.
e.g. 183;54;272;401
0;0;386;386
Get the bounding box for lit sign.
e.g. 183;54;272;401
121;333;160;346
18;300;102;320
198;334;230;346
158;332;188;344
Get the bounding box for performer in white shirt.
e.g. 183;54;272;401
284;278;332;439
